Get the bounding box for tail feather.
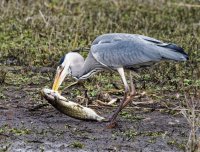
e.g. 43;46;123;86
159;43;189;61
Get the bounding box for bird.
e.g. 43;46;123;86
52;33;188;127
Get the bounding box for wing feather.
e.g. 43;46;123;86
91;33;188;69
91;41;161;68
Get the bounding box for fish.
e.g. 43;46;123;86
41;88;105;122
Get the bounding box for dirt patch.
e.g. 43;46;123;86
0;85;189;152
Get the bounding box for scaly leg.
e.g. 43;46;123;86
122;72;136;108
108;90;128;120
107;71;136;128
107;68;129;128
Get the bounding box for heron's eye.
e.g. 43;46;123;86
59;56;65;65
57;64;64;71
58;65;64;70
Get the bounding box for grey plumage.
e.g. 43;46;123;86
72;33;188;79
92;33;187;67
71;52;105;79
54;33;189;125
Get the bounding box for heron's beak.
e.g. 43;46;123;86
52;68;62;91
52;66;69;91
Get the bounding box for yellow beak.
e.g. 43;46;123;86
52;74;59;91
52;68;63;91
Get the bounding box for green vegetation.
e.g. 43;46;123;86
167;140;185;150
70;141;85;149
0;124;31;136
0;0;199;96
0;92;6;99
120;111;144;121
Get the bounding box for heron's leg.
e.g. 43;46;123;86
108;68;129;123
122;72;136;108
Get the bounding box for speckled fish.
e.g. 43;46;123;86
41;88;105;122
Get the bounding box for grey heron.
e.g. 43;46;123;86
52;33;188;127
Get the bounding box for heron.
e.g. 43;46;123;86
52;33;188;127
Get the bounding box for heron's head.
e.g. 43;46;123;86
52;52;84;91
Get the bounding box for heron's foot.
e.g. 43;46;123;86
106;120;118;129
108;95;134;121
122;80;136;108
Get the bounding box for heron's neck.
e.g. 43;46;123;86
70;62;85;79
70;53;104;80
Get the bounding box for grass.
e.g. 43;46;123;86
181;96;200;152
0;0;199;91
0;124;31;136
70;141;85;149
0;0;199;151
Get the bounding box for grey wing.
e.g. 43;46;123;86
91;34;188;69
92;33;162;45
91;40;160;68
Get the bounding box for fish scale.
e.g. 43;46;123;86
41;88;105;122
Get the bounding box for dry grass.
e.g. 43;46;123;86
181;96;200;152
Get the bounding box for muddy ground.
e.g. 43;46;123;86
0;69;191;152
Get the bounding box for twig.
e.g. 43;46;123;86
180;96;200;152
0;106;8;110
95;100;116;106
0;133;9;137
170;3;200;8
27;140;44;144
63;82;79;91
39;10;49;27
103;89;123;94
70;47;90;52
